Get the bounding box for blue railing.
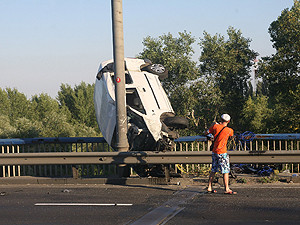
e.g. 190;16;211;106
0;137;105;145
176;133;300;142
1;133;299;145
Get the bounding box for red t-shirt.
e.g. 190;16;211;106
209;123;234;154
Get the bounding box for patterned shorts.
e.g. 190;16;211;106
211;152;230;174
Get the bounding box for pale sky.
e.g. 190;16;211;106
0;0;295;98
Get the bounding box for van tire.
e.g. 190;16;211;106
142;64;168;80
163;116;188;129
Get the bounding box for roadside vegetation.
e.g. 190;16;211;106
0;1;299;138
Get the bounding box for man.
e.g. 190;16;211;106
206;114;236;195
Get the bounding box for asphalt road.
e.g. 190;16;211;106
0;183;299;225
167;185;300;225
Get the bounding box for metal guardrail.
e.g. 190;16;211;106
176;133;300;142
0;137;106;145
1;151;300;165
0;137;109;178
0;134;299;178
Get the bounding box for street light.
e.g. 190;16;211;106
111;0;129;152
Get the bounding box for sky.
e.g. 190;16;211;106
0;0;295;98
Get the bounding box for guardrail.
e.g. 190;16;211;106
0;134;299;178
1;151;300;165
0;137;109;178
174;133;300;175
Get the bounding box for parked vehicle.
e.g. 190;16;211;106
94;58;188;176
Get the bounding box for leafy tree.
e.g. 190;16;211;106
138;31;207;135
30;93;61;121
40;111;76;137
56;83;75;121
0;88;10;117
189;79;224;129
0;84;100;138
0;115;16;138
255;80;268;96
241;95;273;133
73;123;98;137
13;117;42;138
6;88;32;122
57;82;97;129
171;79;224;135
29;93;76;137
199;27;258;130
138;31;198;94
139;31;249;135
258;0;300;132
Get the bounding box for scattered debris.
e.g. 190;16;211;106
231;164;275;176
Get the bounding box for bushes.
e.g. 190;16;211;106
0;83;101;138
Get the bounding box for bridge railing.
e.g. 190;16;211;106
0;137;112;178
174;133;300;174
0;134;299;178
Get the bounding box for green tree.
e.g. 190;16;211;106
29;93;75;137
0;115;16;138
171;79;224;135
30;93;61;121
138;31;205;135
6;88;32;122
241;95;273;133
0;83;100;138
0;88;10;117
40;111;76;137
13;117;42;138
57;82;97;129
258;0;300;132
138;31;198;94
138;31;231;135
199;27;258;130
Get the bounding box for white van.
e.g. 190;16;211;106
94;58;188;152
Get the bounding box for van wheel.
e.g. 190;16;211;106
141;64;168;80
163;116;188;129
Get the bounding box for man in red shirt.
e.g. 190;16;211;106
206;114;236;195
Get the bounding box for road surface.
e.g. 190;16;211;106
0;183;299;225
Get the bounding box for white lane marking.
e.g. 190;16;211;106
35;203;132;206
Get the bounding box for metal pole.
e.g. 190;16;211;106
111;0;129;152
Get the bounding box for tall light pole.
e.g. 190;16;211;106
111;0;129;152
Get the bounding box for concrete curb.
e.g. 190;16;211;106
0;174;298;186
0;176;187;186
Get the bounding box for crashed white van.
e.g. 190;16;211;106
94;58;188;152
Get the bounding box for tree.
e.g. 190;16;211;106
29;93;75;137
241;95;273;133
0;85;101;138
30;93;61;121
138;31;222;134
258;0;300;132
57;82;97;129
199;27;258;129
170;79;224;135
0;88;10;117
138;31;198;94
6;88;32;122
0;115;16;138
13;117;42;138
40;111;76;137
